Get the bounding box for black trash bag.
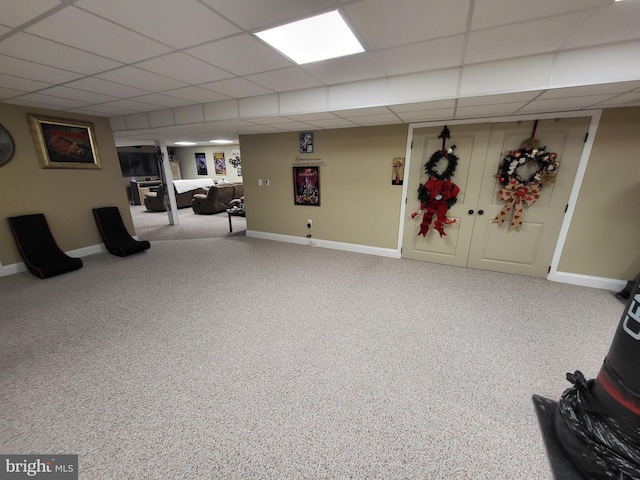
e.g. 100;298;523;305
554;371;640;480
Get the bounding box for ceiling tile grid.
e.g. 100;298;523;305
0;0;638;145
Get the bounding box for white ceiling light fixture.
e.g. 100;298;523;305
210;139;235;144
255;10;364;65
174;141;197;146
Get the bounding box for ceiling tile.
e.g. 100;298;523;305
163;87;230;104
373;36;465;76
537;82;640;100
269;121;316;130
0;33;123;75
39;86;119;103
457;91;542;107
279;87;328;115
592;91;640;108
239;94;279;117
0;72;51;92
285;112;340;122
147;109;175;128
344;0;470;50
335;106;392;117
135;53;234;85
518;95;618;113
304;118;358;128
561;1;640;50
455;102;527;118
187;35;294;76
204;0;338;31
470;0;603;31
65;77;149;98
328;79;387;111
129;94;194;108
76;0;241;49
97;67;189;92
389;100;456;112
0;87;27;99
394;108;455;122
124;113;150;129
551;41;640;88
301;53;386;85
200;78;273;98
25;6;172;63
102;99;164;113
465;11;592;64
343;113;402;125
73;103;142;116
0;0;60;27
0;26;10;35
245;67;324;92
0;54;81;84
460;54;554;96
12;92;90;109
173;104;205;124
203;100;240;122
387;69;460;105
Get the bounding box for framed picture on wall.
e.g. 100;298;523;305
299;132;313;153
195;152;207;175
28;115;101;169
214;152;226;174
293;166;320;206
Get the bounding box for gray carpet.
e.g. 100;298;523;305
0;236;622;479
130;205;246;241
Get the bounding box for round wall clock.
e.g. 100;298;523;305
0;123;15;167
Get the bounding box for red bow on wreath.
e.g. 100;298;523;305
492;178;540;230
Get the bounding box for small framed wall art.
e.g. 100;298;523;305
28;115;101;169
293;166;320;206
299;132;314;153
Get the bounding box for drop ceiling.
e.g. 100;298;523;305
1;0;639;146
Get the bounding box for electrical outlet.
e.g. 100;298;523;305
258;179;262;186
307;219;312;227
265;179;270;187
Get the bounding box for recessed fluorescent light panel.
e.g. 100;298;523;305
174;141;196;146
210;139;234;144
255;10;364;65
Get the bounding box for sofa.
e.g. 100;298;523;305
144;179;214;212
192;181;243;215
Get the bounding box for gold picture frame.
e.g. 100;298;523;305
28;115;101;169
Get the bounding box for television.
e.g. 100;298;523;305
118;152;160;178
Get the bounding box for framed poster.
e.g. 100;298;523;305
293;166;320;206
299;132;313;153
195;152;207;175
214;152;226;174
28;115;101;169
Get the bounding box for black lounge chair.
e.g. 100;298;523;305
8;213;83;279
92;206;150;257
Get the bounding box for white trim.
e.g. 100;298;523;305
548;271;626;292
400;109;604;283
0;243;107;277
246;230;401;258
548;110;602;279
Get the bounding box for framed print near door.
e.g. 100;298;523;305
28;115;101;169
293;166;320;206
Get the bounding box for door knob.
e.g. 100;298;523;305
478;210;484;215
468;209;474;215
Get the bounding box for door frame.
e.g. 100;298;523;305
397;109;603;282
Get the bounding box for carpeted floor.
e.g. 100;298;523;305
130;205;246;241
0;236;623;479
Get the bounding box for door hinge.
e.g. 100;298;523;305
584;132;589;143
405;197;407;204
401;247;403;254
548;266;551;273
411;140;413;149
565;204;568;213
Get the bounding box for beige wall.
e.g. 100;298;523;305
0;104;132;266
172;145;242;183
241;110;640;281
558;107;640;279
241;125;408;248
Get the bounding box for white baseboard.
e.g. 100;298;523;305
0;243;107;277
548;271;626;291
245;230;401;259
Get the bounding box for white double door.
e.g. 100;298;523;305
402;118;590;278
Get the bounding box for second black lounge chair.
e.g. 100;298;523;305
92;206;150;257
8;213;83;279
